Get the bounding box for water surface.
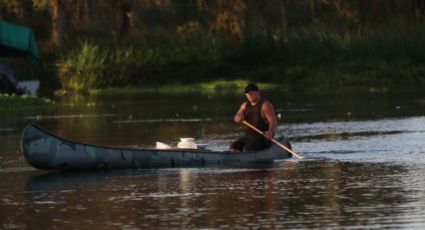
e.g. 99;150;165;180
1;89;425;229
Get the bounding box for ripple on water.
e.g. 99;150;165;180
283;117;425;165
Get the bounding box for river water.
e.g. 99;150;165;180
1;88;425;229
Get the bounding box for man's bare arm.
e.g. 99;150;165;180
262;101;277;139
234;102;247;123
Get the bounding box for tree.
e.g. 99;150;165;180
51;0;65;46
33;0;65;46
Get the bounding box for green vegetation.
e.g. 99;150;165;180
57;42;108;91
2;1;425;93
57;26;425;92
0;94;56;109
88;80;280;95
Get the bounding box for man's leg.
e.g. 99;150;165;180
229;135;249;152
243;135;272;151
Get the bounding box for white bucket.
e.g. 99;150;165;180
18;80;39;96
156;142;171;149
177;138;197;149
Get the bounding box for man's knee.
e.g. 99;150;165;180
243;139;271;152
229;140;244;152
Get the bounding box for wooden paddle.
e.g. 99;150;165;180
242;120;304;159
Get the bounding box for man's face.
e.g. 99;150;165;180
245;90;260;103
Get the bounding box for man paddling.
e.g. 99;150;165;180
230;83;277;152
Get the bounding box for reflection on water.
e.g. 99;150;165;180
114;118;213;124
4;161;423;229
1;89;425;229
25;114;116;120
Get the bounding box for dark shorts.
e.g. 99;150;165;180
229;133;272;152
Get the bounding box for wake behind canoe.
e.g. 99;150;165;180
21;123;292;171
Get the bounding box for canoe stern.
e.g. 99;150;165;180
21;123;59;170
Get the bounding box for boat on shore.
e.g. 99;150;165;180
21;123;292;171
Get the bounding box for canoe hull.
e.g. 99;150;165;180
21;123;292;170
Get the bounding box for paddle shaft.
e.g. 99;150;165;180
242;120;304;159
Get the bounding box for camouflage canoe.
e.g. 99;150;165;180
21;123;292;171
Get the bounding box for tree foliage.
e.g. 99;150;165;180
2;0;425;46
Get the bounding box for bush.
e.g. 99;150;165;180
57;42;108;91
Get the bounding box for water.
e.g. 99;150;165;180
1;89;425;229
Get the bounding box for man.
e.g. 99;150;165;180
229;83;277;152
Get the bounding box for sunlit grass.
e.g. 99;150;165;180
0;94;56;109
89;80;281;95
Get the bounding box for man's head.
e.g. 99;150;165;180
244;83;259;94
244;83;260;103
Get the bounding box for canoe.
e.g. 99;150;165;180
21;123;292;171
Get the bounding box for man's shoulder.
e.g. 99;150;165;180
261;99;275;110
261;98;273;105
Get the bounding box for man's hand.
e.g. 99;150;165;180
234;102;247;123
234;114;244;123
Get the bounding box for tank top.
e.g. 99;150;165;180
244;98;269;134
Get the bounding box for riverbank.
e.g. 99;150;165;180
0;94;56;110
51;27;424;93
85;80;280;96
54;79;422;98
4;1;425;95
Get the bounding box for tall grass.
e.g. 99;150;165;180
56;26;425;91
57;42;107;91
